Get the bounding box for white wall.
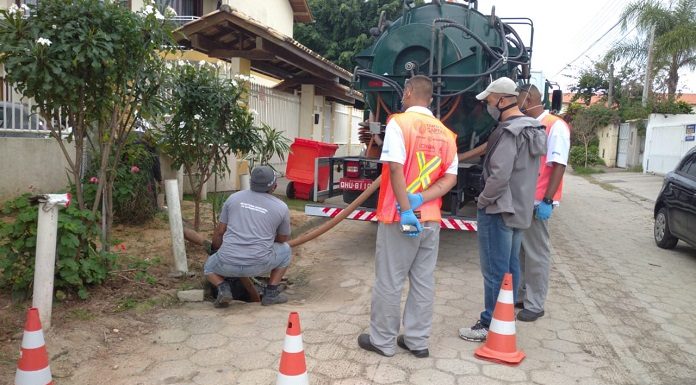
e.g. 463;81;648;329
643;114;696;175
0;138;75;202
597;124;618;168
240;82;363;182
222;0;294;37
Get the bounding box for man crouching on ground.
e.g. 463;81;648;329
204;165;292;307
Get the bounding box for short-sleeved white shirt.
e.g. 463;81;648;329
379;106;458;175
538;110;571;166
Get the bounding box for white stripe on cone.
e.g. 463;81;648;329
15;366;52;385
21;330;46;350
277;372;309;385
283;335;304;354
497;289;514;305
489;319;517;336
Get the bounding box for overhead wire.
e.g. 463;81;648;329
552;17;625;78
570;0;626;52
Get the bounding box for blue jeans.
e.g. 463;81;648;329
477;209;522;327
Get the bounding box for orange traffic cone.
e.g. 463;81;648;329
15;308;53;385
474;273;525;365
276;312;308;385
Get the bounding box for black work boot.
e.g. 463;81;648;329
261;285;288;306
214;281;233;308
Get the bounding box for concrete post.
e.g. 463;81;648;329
32;193;71;329
165;179;188;274
299;84;315;138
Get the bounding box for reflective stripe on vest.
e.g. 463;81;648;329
376;111;457;223
535;114;569;202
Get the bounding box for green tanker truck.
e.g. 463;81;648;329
306;0;559;230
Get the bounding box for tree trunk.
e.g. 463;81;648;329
667;56;679;101
103;183;114;251
584;141;589;168
194;197;201;231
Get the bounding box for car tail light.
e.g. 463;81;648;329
345;161;360;178
368;80;384;88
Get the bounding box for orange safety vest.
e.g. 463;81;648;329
376;111;457;223
535;114;570;202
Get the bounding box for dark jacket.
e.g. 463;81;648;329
478;116;547;229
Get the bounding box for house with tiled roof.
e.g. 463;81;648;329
0;0;363;199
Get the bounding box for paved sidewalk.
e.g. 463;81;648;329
50;172;696;385
591;170;664;203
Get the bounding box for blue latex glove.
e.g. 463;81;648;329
399;209;423;238
535;201;553;220
396;193;424;211
407;193;424;211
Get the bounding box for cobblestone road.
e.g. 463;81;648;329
61;173;696;384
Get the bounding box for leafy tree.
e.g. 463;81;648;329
158;63;258;230
294;0;424;70
0;0;174;247
570;64;610;105
571;59;644;106
571;105;620;167
608;0;696;100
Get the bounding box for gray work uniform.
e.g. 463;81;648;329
518;217;550;312
203;190;291;277
370;222;441;355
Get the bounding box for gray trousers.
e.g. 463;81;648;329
369;222;440;355
519;217;551;313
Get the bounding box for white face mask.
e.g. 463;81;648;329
521;104;542;115
486;104;501;121
485;96;515;121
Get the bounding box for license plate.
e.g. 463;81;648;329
340;178;372;191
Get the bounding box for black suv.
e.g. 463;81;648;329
654;146;696;249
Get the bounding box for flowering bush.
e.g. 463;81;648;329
0;0;174;247
0;195;115;299
82;135;159;225
158;61;258;229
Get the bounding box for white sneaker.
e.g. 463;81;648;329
458;320;488;342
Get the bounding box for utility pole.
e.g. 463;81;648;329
608;62;614;107
642;24;656;107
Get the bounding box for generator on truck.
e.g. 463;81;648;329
305;0;557;230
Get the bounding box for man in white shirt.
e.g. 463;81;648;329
357;75;458;358
515;84;571;322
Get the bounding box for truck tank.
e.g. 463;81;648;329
353;0;533;154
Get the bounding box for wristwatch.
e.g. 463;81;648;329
542;197;553;205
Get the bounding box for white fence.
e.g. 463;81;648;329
0;76;50;135
643;114;696;174
248;82;364;170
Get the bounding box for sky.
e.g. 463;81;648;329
427;0;695;94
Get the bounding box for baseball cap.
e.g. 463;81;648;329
250;165;277;192
475;77;519;100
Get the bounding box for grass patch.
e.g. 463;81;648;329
68;308;95;321
115;294;178;313
573;166;605;175
115;297;139;312
277;195;310;212
627;165;644;173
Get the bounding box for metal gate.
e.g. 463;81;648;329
617;123;630;168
